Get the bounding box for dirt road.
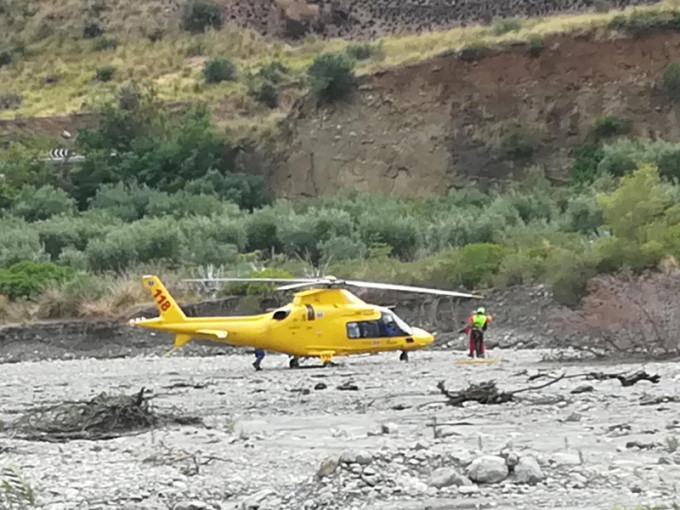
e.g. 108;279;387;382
1;349;679;509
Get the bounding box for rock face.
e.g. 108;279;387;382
274;31;680;198
222;0;658;39
466;455;509;484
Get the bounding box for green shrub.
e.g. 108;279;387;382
308;52;356;101
92;36;118;51
117;83;141;111
202;57;236;83
89;182;155;221
57;248;89;271
345;42;384;61
492;17;522;35
527;35;544;58
493;251;543;287
0;48;12;68
83;20;105;39
571;144;605;184
85;232;138;272
185;240;239;267
591;116;632;140
0;261;75;300
318;236;367;263
561;193;603;234
12;185;76;222
255;61;289;84
179;215;247;252
223;268;295;297
95;65;116;82
663;61;680;101
502;127;536;159
547;250;599;307
0;226;47;268
608;10;680;35
185;169;271;211
453;243;512;289
459;43;492;62
358;214;420;261
0;92;22;110
145;191;226;218
181;0;223;34
245;210;281;253
249;81;278;108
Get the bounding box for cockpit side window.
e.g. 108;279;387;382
346;322;361;338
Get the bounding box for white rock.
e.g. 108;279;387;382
459;485;480;495
466;455;509;484
551;453;582;466
428;467;472;489
513;457;544;485
316;456;338;478
356;450;372;465
174;501;210;510
382;422;399;435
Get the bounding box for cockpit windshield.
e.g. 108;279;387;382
378;308;414;336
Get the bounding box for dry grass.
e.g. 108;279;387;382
0;0;675;124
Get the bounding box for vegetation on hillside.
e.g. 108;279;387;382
3;90;680;323
1;0;680;124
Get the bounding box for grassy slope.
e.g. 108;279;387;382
1;0;677;131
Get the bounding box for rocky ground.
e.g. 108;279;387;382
1;349;679;510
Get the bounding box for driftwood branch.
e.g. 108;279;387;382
527;370;660;386
437;374;566;407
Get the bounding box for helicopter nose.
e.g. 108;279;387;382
411;328;435;347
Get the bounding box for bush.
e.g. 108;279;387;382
593;0;612;13
663;62;680;102
249;81;278;108
181;0;223;34
358;214;420;261
202;57;236;83
591;116;632;141
502;127;536;159
83;20;105;39
570;144;605;184
527;35;544;58
308;52;355;101
318;236;367;263
0;93;22;110
256;61;288;84
547;250;599;307
90;182;155;221
95;66;116;82
345;42;384;61
492;17;522;35
145;191;226;218
179;215;247;252
0;226;47;268
12;185;76;222
454;243;512;289
93;36;118;51
0;261;75;300
0;48;12;68
117;83;141;111
245;210;281;253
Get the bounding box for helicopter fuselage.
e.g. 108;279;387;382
132;282;434;361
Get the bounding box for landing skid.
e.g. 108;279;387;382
288;357;341;369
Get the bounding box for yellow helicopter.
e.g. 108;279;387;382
129;275;482;369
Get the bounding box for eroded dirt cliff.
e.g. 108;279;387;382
273;29;680;197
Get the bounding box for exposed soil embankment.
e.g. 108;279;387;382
274;29;680;197
0;285;563;363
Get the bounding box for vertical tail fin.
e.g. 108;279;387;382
142;275;186;323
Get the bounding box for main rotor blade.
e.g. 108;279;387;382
183;278;319;284
343;280;483;299
275;281;326;291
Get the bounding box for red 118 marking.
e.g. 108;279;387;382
153;288;172;311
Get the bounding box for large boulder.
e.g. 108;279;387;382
513;456;545;485
466;455;509;484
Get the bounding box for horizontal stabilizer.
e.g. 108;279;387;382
196;329;228;340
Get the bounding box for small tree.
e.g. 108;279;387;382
181;0;223;34
202;57;236;83
308;52;355;101
95;65;116;82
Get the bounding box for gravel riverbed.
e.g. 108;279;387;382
1;349;679;510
